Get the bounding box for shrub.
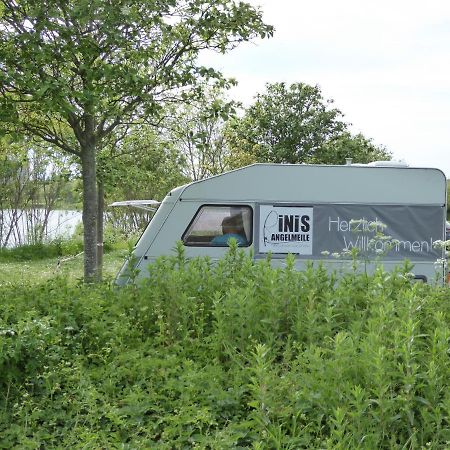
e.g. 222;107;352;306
0;248;449;448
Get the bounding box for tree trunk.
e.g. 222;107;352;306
97;179;104;280
81;144;98;282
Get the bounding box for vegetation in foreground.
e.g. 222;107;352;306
0;245;449;449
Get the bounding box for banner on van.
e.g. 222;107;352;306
259;205;313;254
258;204;444;261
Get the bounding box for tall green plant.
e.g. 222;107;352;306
1;249;449;447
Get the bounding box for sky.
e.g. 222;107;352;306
199;0;450;178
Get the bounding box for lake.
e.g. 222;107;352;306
0;209;82;247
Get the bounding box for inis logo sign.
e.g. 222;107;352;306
259;205;313;254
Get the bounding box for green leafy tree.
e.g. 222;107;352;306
225;82;389;168
93;125;188;275
0;136;73;246
310;132;391;165
99;125;188;210
95;126;188;276
162;84;238;180
225;82;348;166
0;0;273;281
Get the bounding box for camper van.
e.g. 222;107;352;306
113;163;448;285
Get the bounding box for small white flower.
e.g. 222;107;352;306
367;240;376;249
331;252;341;259
434;258;446;268
321;250;330;256
433;240;444;249
0;329;15;336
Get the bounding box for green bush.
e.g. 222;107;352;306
0;227;134;262
71;221;140;252
0;242;57;260
0;237;84;261
0;247;449;448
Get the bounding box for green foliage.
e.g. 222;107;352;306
0;0;273;134
225;82;390;167
99;126;188;202
0;249;449;448
97;126;189;236
162;84;240;180
311;131;392;165
0;135;79;247
0;223;130;263
0;237;83;261
225;82;347;165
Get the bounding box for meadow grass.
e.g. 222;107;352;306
0;248;127;286
0;244;449;449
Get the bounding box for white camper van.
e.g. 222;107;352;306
113;163;448;285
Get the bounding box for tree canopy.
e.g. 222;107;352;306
225;82;390;167
161;84;239;180
99;126;188;203
310;132;391;165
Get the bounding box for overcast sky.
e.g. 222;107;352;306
200;0;450;178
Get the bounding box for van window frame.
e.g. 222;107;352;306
181;204;253;247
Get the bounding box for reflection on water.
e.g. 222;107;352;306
0;209;82;247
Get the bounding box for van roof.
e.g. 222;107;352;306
175;163;446;205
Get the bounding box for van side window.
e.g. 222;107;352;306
182;205;252;247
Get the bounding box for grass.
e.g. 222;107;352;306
0;248;127;285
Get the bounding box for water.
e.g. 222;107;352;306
0;209;82;247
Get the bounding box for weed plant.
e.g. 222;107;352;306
0;243;449;448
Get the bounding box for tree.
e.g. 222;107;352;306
162;84;238;180
310;132;391;165
95;125;188;277
0;136;72;247
0;0;273;281
100;124;188;228
225;82;348;166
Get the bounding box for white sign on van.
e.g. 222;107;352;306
259;205;313;254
